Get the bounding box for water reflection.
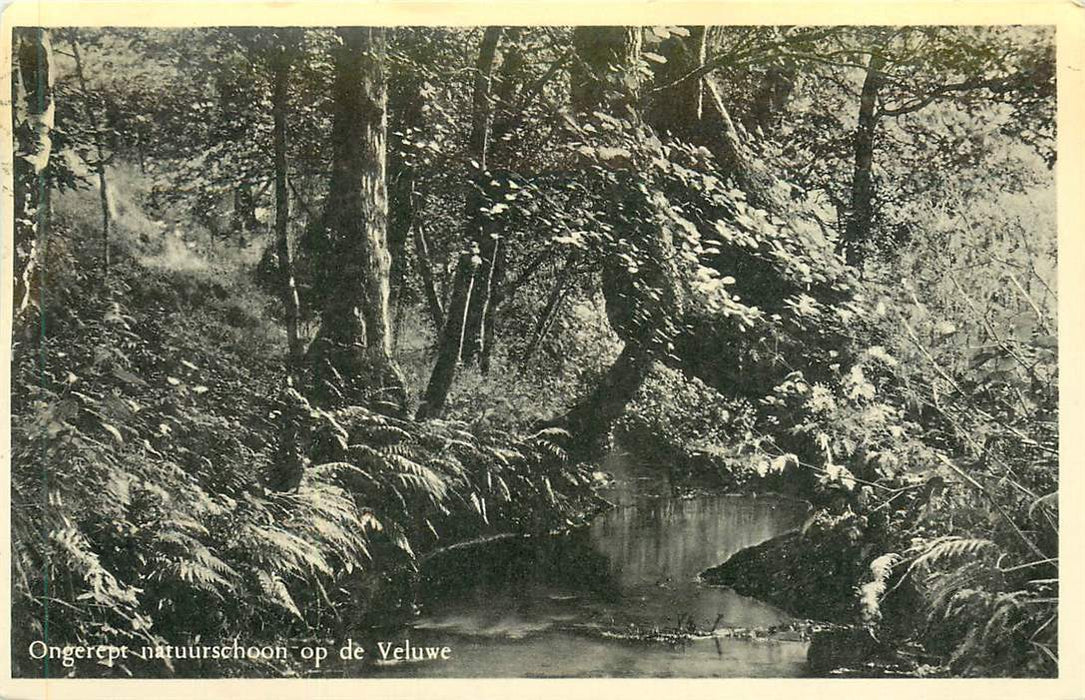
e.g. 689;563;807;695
588;496;807;630
362;493;809;677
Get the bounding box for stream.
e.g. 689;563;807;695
354;455;811;677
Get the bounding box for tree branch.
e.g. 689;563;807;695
876;76;1009;118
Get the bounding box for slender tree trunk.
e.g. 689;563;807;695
457;27;505;366
12;28;54;322
519;259;573;373
465;28;526;370
466;233;502;369
416;249;479;417
843;52;886;268
417;26;502;419
703;77;785;212
308;27;407;414
413;219;445;332
70;38;112;274
477;236;506;373
271;42;302;366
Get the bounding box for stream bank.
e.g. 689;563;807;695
310;450;825;677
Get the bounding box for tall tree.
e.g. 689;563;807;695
67;34;114;273
547;27;684;456
463;27;528;371
784;27;1056;265
386;37;428;343
307;27;407;413
385;33;444;334
842;49;886;268
267;31;303;365
11;28;54;321
416;26;503;419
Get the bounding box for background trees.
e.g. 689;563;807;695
8;24;1057;677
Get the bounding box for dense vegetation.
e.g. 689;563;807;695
9;25;1056;677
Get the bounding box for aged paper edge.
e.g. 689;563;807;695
0;2;1081;698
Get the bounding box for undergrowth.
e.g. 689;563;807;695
10;192;594;677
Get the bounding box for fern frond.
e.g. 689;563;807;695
870;552;902;586
355;425;414;445
254;569;303;619
171;558;232;596
528;426;571;441
911;536;997;572
248;525;332;577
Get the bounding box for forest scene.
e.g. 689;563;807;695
7;24;1058;679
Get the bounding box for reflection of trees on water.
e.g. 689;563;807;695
418;529;622;606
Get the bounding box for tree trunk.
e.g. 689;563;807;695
456;27;504;366
647;28;782;213
570;26;643;117
12;28;53;322
843;52;886;268
270;40;303;366
413;220;445;332
462;223;500;366
544;26;685;458
477;236;506;374
70;38;112;274
417;253;479;419
388;60;426;345
647;26;707;138
416;26;502;419
464;27;526;370
704;78;785;213
553;344;655;448
519;258;573;373
489;27;526;160
308;27;408;414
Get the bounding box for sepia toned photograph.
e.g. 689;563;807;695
3;10;1067;686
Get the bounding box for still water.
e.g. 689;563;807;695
357;466;811;678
